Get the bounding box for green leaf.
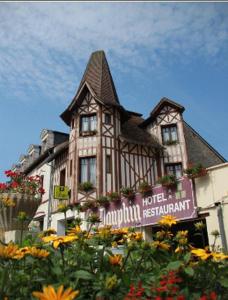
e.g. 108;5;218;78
219;278;228;288
75;270;94;280
167;261;182;270
184;266;194;276
184;252;191;263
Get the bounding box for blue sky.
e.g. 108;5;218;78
0;2;228;182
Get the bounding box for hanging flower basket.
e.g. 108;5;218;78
0;170;44;232
0;192;41;231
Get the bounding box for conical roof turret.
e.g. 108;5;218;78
61;50;120;125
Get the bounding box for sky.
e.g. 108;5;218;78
0;1;228;182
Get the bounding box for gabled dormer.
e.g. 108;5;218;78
141;97;188;177
40;129;54;154
27;144;41;164
40;129;68;154
19;154;29;172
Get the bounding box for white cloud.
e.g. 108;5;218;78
0;2;227;103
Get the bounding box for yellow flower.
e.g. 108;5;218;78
67;226;82;236
176;230;188;238
191;248;211;260
33;285;79;300
194;221;205;231
13;247;30;260
212;252;228;261
0;243;18;259
42;235;77;249
109;254;122;266
39;228;57;238
98;226;112;239
156;230;173;241
29;247;50;258
175;246;182;254
191;248;228;261
178;238;188;246
111;227;128;235
151;241;170;251
127;232;143;241
158;215;177;227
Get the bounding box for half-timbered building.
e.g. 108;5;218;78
60;50;224;203
6;50;226;247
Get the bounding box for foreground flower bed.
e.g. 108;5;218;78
0;215;228;300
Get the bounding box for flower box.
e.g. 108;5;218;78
157;174;177;188
184;163;208;179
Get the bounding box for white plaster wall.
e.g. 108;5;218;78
29;163;52;230
195;163;228;249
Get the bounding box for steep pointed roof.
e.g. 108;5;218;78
61;50;120;125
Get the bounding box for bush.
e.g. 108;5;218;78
0;215;228;299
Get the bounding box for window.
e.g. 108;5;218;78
106;155;111;173
80;157;96;185
165;163;182;179
161;125;178;144
80;115;97;133
105;113;111;125
60;168;66;186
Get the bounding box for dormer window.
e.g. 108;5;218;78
161;124;178;145
80;114;97;136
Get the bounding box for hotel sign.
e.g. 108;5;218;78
54;186;69;200
99;178;197;228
